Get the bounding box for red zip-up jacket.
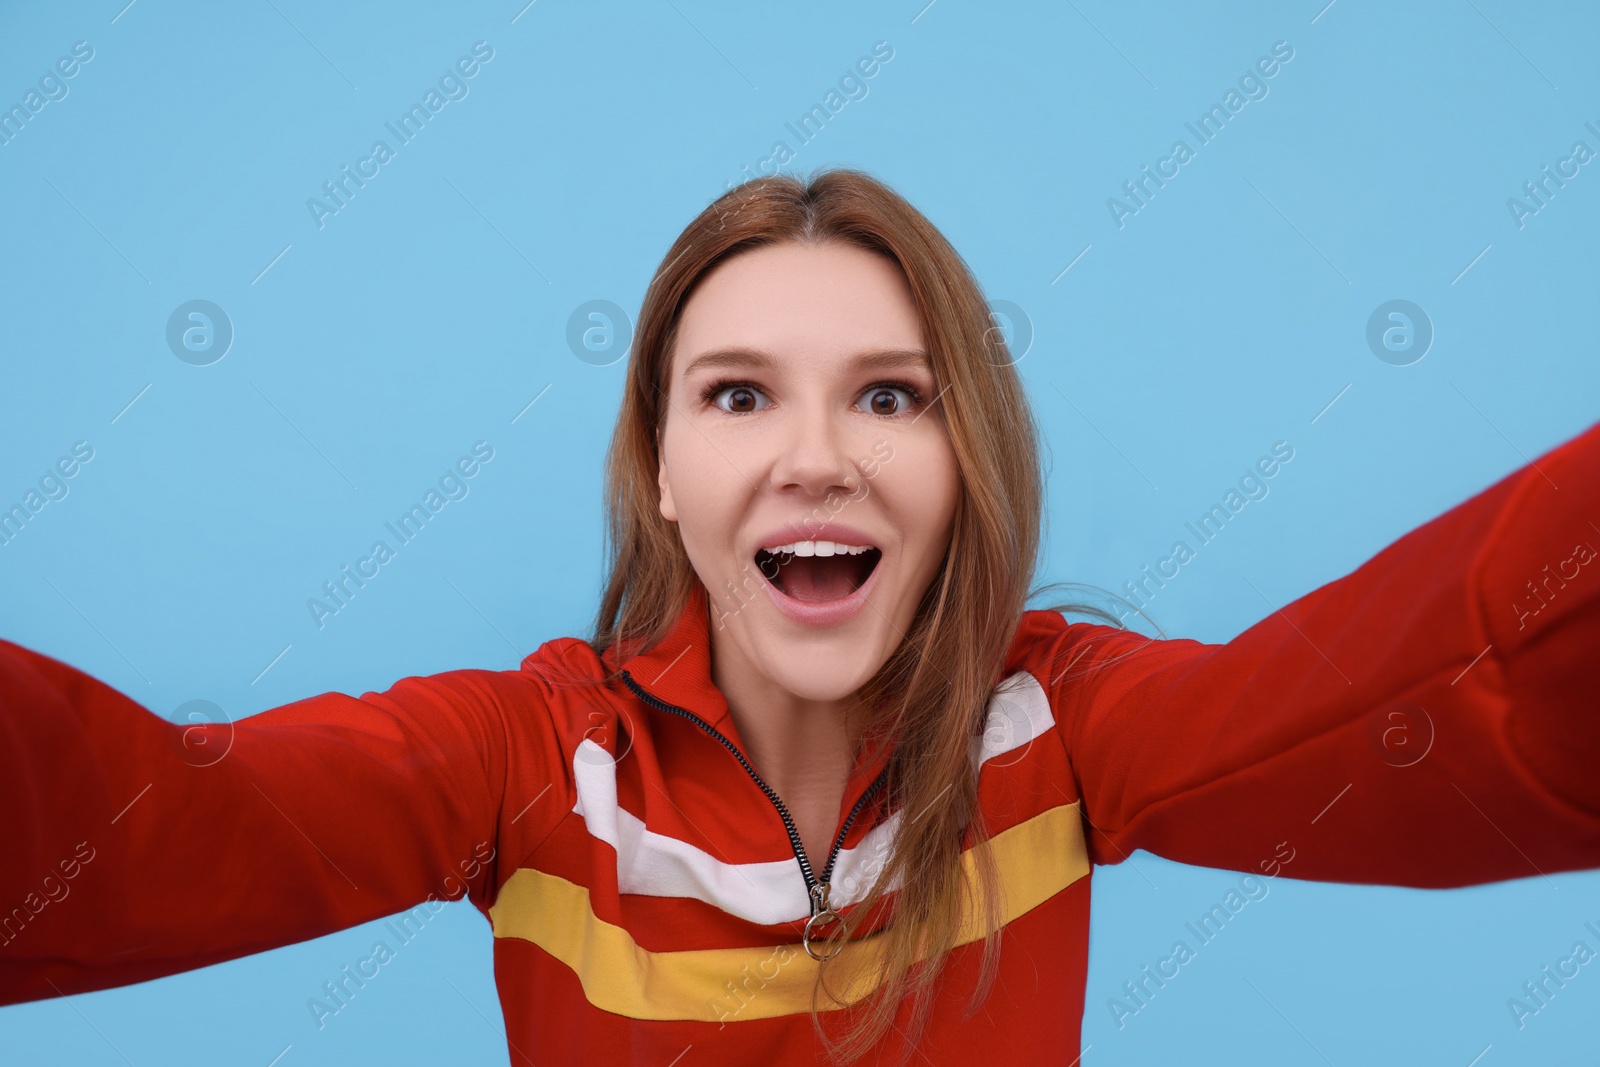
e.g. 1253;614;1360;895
3;421;1599;1064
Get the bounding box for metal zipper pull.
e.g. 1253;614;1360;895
803;880;844;961
617;671;889;965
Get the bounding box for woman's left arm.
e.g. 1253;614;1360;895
1035;419;1600;886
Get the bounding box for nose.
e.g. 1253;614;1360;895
768;399;862;499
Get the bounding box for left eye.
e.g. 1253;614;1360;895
712;385;770;414
856;387;915;416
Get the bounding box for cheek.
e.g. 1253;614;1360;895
917;436;961;501
880;437;961;539
662;425;738;548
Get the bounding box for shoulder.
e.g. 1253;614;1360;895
368;635;615;745
518;634;605;690
511;635;634;745
1002;608;1210;717
1004;608;1147;686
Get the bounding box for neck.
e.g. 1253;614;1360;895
709;641;868;804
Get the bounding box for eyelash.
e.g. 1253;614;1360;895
698;378;929;417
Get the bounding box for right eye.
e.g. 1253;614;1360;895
705;381;771;414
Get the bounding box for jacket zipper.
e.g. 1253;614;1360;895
620;669;889;957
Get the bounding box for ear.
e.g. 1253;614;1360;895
657;441;678;523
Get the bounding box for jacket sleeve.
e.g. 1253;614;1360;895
0;644;565;1006
1043;419;1600;887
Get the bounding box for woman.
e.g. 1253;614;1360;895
2;169;1597;1065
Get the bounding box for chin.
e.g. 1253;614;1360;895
754;628;890;703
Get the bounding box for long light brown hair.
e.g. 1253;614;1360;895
591;168;1118;1063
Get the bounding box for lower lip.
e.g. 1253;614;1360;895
757;553;882;627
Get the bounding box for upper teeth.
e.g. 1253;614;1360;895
765;540;873;558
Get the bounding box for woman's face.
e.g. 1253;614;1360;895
657;239;961;705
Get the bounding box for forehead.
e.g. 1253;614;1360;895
670;241;924;378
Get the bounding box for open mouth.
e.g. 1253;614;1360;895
755;541;882;603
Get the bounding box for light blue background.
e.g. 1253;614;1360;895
2;1;1597;1063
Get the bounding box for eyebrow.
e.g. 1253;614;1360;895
679;346;932;379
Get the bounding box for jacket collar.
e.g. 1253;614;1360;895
612;581;895;801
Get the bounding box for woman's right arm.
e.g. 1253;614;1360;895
0;638;568;1005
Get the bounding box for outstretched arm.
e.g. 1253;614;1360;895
1036;419;1600;886
0;643;564;1006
